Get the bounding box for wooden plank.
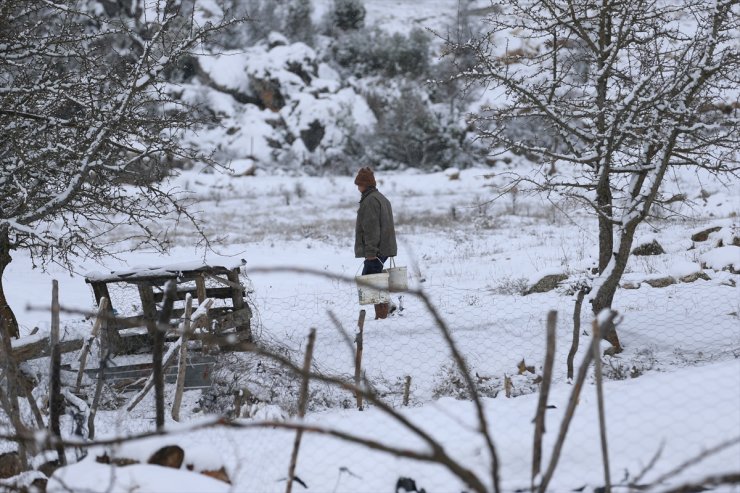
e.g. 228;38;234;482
195;275;207;304
89;281;111;308
207;271;245;295
88;355;216;390
85;265;237;284
172;294;193;422
90;281;123;352
75;297;108;393
137;284;159;335
152;286;234;303
12;337;83;362
49;280;67;465
226;269;245;310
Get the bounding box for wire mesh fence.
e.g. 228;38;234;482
2;269;738;492
192;272;740;492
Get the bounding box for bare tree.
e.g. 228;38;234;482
0;0;244;340
450;0;739;346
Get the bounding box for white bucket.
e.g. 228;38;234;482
355;272;390;305
386;266;408;292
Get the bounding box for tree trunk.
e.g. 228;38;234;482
596;183;613;274
591;222;641;350
0;230;20;339
595;8;614;275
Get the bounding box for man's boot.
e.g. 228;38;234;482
374;303;389;320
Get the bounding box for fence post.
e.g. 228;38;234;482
171;294;193;422
567;287;587;380
49;280;66;465
354;310;366;411
402;376;412;406
532;310;557;490
88;312;108;440
286;328;317;493
592;315;612;492
75;297;108;393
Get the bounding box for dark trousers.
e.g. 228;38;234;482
362;256;387;275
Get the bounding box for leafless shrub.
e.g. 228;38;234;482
491;276;529;295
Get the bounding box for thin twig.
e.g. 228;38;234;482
538;314;615;492
644;436;740;489
655;472;740;493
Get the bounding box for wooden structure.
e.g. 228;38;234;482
81;354;216;391
84;260;252;354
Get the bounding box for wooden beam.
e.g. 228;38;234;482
152;286;234;303
12;337;84;362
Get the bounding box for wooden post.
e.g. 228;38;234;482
532;310;557;490
194;274;209;352
171;294;193;422
592;315;612;493
89;281;121;352
75;297;108;393
354;310;366;411
128;299;216;414
49;280;66;465
0;326;29;469
226;268;251;342
22;379;45;428
285;329;316;493
137;282;160;425
155;281;177;429
137;281;176;430
225;269;245;310
567;287;587;380
88;313;108;440
233;390;243;419
402;376;411;406
538;313;617;493
195;274;207;304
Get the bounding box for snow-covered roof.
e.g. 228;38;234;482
84;259;246;283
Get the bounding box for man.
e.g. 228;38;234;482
354;167;397;319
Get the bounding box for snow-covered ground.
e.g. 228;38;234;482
5;164;740;492
2;0;739;490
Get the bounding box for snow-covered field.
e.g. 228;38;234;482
2;0;739;491
5;163;740;492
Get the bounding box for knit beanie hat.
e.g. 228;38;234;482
354;167;376;187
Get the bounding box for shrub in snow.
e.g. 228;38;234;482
691;226;722;242
491;276;530;296
432;363;500;400
602;349;656;380
365;84;475;170
524;273;569;295
331;28;431;78
285;0;315;45
198;349;351;417
232;0;287;46
644;276;676;288
631;239;666;256
326;0;366;32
